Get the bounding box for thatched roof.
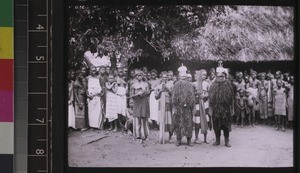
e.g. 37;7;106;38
171;6;294;62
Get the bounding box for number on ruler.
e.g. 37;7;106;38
36;56;45;61
36;118;45;124
36;149;45;155
36;24;45;30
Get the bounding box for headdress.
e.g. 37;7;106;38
178;64;187;77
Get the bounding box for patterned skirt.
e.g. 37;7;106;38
158;100;173;133
193;101;209;134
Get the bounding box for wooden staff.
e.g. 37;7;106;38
159;89;166;144
196;71;208;135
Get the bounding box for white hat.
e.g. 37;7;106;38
178;64;187;77
216;67;228;76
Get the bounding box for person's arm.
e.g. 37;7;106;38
141;84;151;97
125;83;128;95
192;102;196;116
83;52;93;68
86;78;92;99
68;82;72;100
112;83;118;93
155;86;162;100
130;84;135;98
106;82;115;90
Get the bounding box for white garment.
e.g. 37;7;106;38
116;86;127;116
91;55;111;67
68;103;76;129
105;92;119;122
149;90;159;122
87;77;103;128
84;51;98;64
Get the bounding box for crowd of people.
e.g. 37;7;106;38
68;59;294;147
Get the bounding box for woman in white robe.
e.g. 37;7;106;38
87;67;103;129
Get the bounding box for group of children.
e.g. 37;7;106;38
68;64;294;140
232;70;294;131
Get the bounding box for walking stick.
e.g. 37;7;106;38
159;91;166;144
196;71;208;135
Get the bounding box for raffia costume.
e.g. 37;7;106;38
209;77;234;147
172;79;195;145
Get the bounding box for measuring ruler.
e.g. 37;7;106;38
28;0;51;172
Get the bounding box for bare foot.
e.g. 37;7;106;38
81;128;88;132
194;139;201;144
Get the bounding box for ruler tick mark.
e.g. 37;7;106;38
28;61;47;63
28;155;47;157
28;92;47;94
37;108;47;110
29;30;47;32
38;77;47;79
38;46;47;48
15;4;28;6
28;124;46;126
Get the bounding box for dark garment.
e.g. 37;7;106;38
212;111;232;132
214;126;229;139
172;80;195;139
133;95;150;118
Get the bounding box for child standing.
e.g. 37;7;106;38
245;89;255;127
273;79;287;131
105;73;119;132
235;89;247;128
125;99;134;134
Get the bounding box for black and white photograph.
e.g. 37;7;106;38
66;5;294;167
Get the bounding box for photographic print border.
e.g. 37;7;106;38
51;0;299;172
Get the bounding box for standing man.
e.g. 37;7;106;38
209;68;235;147
149;69;161;129
98;66;107;129
193;69;210;144
172;65;196;147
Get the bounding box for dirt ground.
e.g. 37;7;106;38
68;124;293;167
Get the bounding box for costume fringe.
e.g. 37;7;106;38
209;79;234;114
